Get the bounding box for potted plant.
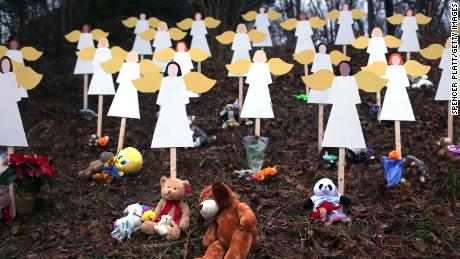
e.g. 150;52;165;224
0;153;57;214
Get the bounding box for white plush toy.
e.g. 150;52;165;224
410;75;433;89
154;215;174;235
111;204;144;242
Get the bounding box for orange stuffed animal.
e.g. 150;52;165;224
197;183;260;259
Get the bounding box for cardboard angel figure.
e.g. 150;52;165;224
216;23;267;107
150;21;187;70
419;39;455;140
326;4;366;54
280;12;326;54
242;7;282;48
352;27;402;107
0;40;43;99
121;14;158;57
132;62;216;178
387;9;431;59
226;50;293;136
105;51;162;151
295;44;350;152
177;12;221;57
154;42;209;98
75;38;128;138
363;53;430;155
302;61;387;194
0;56;43;218
65;24;109;110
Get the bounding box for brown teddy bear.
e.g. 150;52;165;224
77;152;114;179
436;137;460;162
141;176;190;240
196;183;259;259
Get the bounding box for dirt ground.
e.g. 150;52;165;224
0;38;459;258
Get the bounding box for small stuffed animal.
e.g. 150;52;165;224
346;148;375;164
188;116;216;147
197;183;260;259
410;75;433;89
111;204;144;242
141;177;190;240
403;156;428;183
436;137;460;162
78;152;114;179
114;147;143;176
154;215;174;236
303;178;351;224
220;100;241;129
368;103;379;120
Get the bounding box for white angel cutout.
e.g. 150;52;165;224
242;7;282;48
177;13;221;57
131;61;216;178
226;50;293;136
362;54;431;154
280;12;326;54
121;14;156;56
150;21;188;70
0;40;43;99
420;38;456;140
76;38;128;137
154;42;210;97
326;4;366;54
351;27;402;106
302;62;387;193
65;24;109;110
0;56;43;148
387;10;431;55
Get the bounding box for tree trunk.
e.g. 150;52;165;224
368;0;375;35
384;0;395;35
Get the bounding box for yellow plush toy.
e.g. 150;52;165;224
142;210;157;222
114;147;143;176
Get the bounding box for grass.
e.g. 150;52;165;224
430;166;460;200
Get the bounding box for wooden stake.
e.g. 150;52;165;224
198;61;202;73
83;74;89;110
255;118;261;137
395;120;402;155
304;64;309;95
238;77;244;109
338;147;345;194
448;101;453;141
7;147;15;218
117;117;127;151
343;45;347;55
318;104;324;153
140;55;144;60
376;91;381;107
97;95;103;138
170;148;177;179
406;52;410;61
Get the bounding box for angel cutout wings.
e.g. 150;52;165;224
226;55;293;77
352;33;402;64
122;16;187;42
293;49;350;66
0;46;43;64
153;47;209;74
242;9;281;47
76;45;129;75
386;13;431;52
132;64;216;95
65;29;109;45
176;16;220;56
7;61;43;91
216;28;268;45
280;16;326;53
326;8;366;45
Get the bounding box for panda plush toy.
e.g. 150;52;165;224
303;178;352;225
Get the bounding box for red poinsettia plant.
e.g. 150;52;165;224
0;154;58;195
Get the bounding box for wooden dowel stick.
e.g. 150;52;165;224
395;120;402;155
406;52;410;61
117;117;127;152
170;148;177;179
97;95;103;138
7;147;15;218
238;77;244;109
318;104;324;153
343;45;347;55
304;64;309;96
448;101;453;141
83;74;89;110
376;91;381;107
338;147;345;194
140;55;144;60
255;118;261;137
198;61;202;73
